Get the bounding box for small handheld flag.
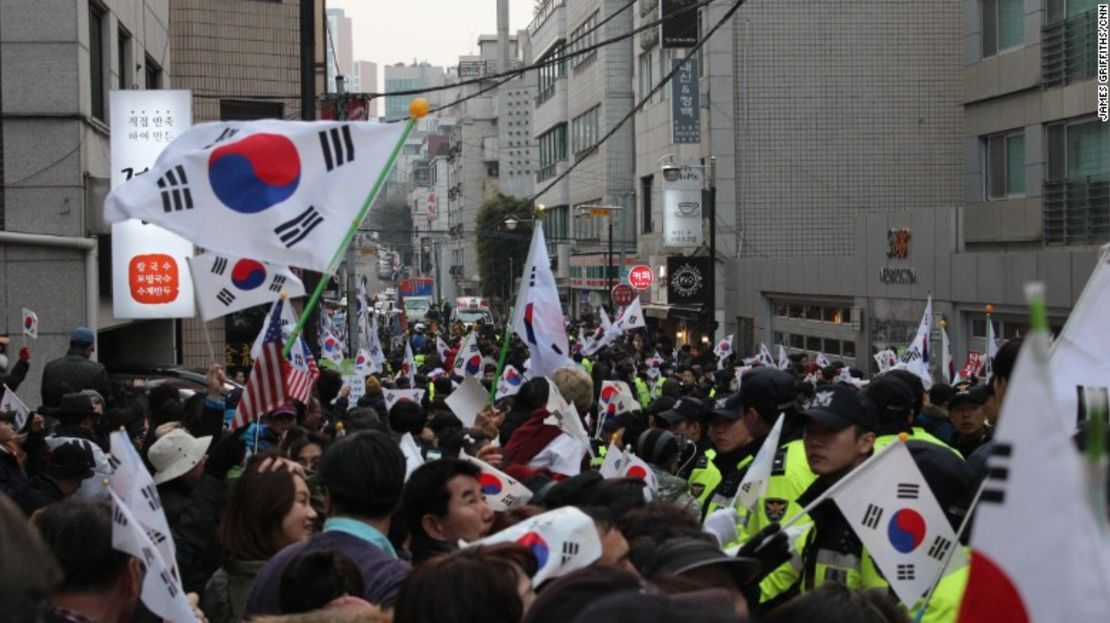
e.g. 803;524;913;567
21;308;38;340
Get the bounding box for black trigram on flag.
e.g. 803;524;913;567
157;165;193;213
927;535;953;561
275;206;324;248
217;288;236;306
211;256;229;275
861;503;884;529
319;125;355;171
896;564;916;581
141;545;157;568
981;442;1013;505
113;505;128;527
147;528;168;545
161;570;179;597
269;275;287;293
140;484;162;511
896;483;920;499
204;127;240;149
562;541;580;565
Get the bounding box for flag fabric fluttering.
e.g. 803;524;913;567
899;295;934;390
612;297;645;332
941;323;955;385
367;313;386;373
285;336;320;405
103;120;407;272
495;365;526;401
958;284;1110;623
452;332;482;380
714;335;735;368
188;253;304;320
873;349;899;374
383;389;425;412
815;353;831;369
401;341;416;385
777;345;790;371
436;335;451;362
981;310;999;383
758;343;775;367
21;308;38;340
825;441;966;608
354;349;373;376
233;299;288;430
399;432;424;481
1047;245;1110;429
511;222;573;377
460;450;534;511
319;331;344;366
470;506;603;586
733;413;785;511
0;385;30;431
646;351;664;379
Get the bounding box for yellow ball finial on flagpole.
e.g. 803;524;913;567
985;304;993;314
410;98;430;119
939;319;947;329
280;291;289;300
898;432;910;442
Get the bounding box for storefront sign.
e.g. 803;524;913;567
666;256;711;308
662;160;703;247
611;284;637;307
661;0;699;48
879;268;918;285
628;265;654;290
670;52;700;144
109;90;196;319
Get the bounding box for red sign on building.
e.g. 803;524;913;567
628;265;654;290
611;284;637;307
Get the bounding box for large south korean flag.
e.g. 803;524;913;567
104;121;405;272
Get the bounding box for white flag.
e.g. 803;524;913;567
470;506;602;586
367;313;386;372
543;384;593;456
873;349;898;374
982;313;999;383
733;413;784;511
188;253;305;320
815;353;831;369
598;380;634;421
777;345;790;370
452;332;482;379
319;331;345;365
758;343;775;367
827;442;965;608
21;308;38;340
251;298;296;359
959;302;1110;623
399;432;424;481
383;389;425;412
899;296;934;390
714;335;735;364
444;375;487;428
613;297;645;331
496;365;526;400
401;341;416;385
646;351;664;379
941;324;955;385
436;335;451;362
109;491;198;623
460;450;534;511
621;452;659;492
354;349;374;376
103;120;407;271
511;222;573;377
598;442;629;478
1047;245;1110;430
598;307;612;333
0;385;30;431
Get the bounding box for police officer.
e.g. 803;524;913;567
657;398;714;496
704;369;813;539
866;376;961;456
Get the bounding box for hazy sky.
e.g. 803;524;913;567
328;0;537;91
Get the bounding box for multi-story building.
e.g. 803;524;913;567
529;0;637;318
350;59;379;117
325;7;352;94
384;61;447;121
1;0;172;402
725;0;1107;375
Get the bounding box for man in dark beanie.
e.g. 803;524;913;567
17;441;94;516
243;431;409;617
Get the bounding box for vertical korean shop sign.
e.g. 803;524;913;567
662;159;703;248
670;52;700;144
109;90;196;318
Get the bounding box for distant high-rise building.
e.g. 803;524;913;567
384;62;448;121
326;8;353;92
350;60;379;117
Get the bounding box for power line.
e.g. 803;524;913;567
530;0;746;203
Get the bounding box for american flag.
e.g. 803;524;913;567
286;336;320;405
232;299;289;430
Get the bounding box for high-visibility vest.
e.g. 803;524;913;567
875;427;962;458
634;377;651;408
686;448;722;509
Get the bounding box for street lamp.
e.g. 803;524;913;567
660;155;717;340
574;204;623;293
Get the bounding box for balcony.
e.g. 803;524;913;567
1042;10;1099;87
1043;176;1110;245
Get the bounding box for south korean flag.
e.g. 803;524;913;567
104;120;407;272
189;252;305;320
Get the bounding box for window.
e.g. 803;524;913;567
117;27;132;90
537;43;566;105
571;106;600;156
842;341;856;358
806;336;822;352
1047;118;1110;181
984;130;1026;198
544;205;570;240
982;0;1024;57
824;340;841;356
789;334;805;349
89;3;106;120
660;48;675;102
641;175;653;233
220;100;284;120
569;11;598;68
537;123;567;181
639;52;653;102
1047;0;1099;23
145;54;162;89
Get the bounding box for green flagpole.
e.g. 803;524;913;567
490;307;514;403
283;100;427;358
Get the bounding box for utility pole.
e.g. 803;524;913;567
338;75;359;359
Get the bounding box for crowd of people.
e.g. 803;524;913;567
0;314;1027;623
